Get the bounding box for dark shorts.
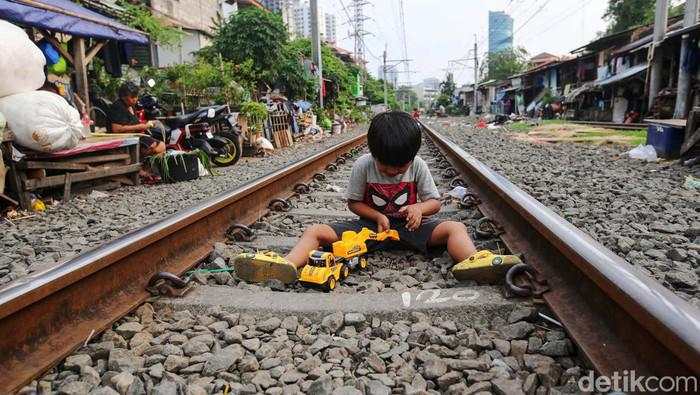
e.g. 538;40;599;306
329;217;445;256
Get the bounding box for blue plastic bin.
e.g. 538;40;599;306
646;120;685;158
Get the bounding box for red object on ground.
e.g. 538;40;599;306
475;119;487;129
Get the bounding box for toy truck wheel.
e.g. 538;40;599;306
326;277;336;291
359;258;367;269
341;265;349;279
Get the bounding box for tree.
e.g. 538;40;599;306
396;86;418;110
485;47;530;81
364;76;398;108
285;38;359;109
603;0;655;33
213;8;288;84
436;73;456;107
118;1;184;46
275;43;317;100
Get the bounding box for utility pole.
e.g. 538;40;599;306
310;0;323;108
383;45;388;107
398;0;412;110
473;37;479;117
448;35;480;116
673;0;698;118
648;0;669;110
382;54;413;110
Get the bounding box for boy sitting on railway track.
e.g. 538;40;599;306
233;111;520;284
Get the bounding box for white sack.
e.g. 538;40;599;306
0;91;82;152
0;21;46;98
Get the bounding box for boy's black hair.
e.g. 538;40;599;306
118;82;140;99
367;111;422;167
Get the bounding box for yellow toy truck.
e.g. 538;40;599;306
299;228;400;291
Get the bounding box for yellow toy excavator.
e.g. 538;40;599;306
299;228;400;290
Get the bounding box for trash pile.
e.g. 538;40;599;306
474;114;536;130
623;144;659;162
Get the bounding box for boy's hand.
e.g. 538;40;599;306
375;213;390;232
399;204;422;231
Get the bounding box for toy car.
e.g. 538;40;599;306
299;228;399;291
331;228;399;270
299;250;348;291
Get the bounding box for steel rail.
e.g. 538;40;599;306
422;123;700;378
0;134;367;393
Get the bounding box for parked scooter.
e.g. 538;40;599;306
137;80;241;166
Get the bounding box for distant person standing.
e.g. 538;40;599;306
411;108;421;120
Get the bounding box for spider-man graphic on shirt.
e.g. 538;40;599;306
364;182;417;218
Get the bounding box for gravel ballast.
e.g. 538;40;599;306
24;303;589;395
425;118;700;306
0;129;364;286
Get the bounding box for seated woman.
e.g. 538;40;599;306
109;82;165;158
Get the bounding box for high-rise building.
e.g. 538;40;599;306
261;0;298;37
325;13;337;44
293;1;337;43
488;11;513;54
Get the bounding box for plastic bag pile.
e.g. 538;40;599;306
625;144;658;162
0;21;83;152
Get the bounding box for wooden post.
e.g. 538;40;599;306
62;173;72;203
673;0;698;118
73;37;90;113
648;0;669;110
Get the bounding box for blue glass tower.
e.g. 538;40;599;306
489;11;514;54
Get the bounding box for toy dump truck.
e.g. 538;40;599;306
299;228;400;291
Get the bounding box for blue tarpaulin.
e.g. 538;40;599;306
0;0;148;44
594;63;648;87
294;100;313;111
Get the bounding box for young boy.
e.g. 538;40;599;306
233;111;519;284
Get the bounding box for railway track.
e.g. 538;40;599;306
1;124;698;394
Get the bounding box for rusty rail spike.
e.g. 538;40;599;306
269;198;292;212
226;223;256;242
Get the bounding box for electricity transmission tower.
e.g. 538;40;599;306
346;0;370;65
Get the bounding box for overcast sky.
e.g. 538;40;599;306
324;0;610;86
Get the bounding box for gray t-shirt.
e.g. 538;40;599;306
345;154;441;218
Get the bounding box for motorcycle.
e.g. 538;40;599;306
137;90;241;167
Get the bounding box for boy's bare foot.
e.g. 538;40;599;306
451;250;522;283
233;251;298;284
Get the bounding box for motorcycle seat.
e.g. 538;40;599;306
162;109;206;129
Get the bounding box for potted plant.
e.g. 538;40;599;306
147;149;213;183
240;101;268;139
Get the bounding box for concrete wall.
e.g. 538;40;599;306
156;30;210;67
151;0;218;34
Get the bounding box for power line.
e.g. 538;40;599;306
513;0;553;36
519;0;594;43
398;0;411;88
